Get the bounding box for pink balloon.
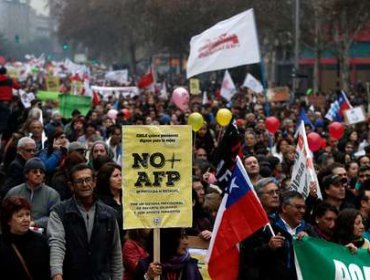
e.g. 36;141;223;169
265;117;280;134
171;87;189;112
107;109;118;120
328;122;344;140
307;132;322;152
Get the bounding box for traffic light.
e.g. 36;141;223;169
63;43;69;50
14;35;20;44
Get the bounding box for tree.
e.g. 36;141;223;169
316;0;370;91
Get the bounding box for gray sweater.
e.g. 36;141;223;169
5;182;60;228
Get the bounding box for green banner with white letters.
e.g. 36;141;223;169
293;237;370;280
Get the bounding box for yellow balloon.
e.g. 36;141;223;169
216;108;232;126
188;112;204;132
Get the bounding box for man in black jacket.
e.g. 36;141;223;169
239;177;285;280
47;163;123;280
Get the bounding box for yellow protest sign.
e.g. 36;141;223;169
189;78;200;95
122;125;192;229
46;76;60;92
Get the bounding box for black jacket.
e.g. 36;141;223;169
1;154;26;197
0;230;50;280
53;198;118;280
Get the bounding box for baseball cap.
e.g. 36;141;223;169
68;142;86;153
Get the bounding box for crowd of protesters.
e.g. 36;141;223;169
0;63;369;280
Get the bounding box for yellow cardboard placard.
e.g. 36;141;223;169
122;125;192;229
189;78;200;95
46;76;60;92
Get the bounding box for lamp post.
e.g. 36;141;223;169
292;0;300;95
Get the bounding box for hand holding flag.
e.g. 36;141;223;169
207;156;269;280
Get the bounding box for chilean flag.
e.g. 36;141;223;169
325;90;352;122
207;156;269;280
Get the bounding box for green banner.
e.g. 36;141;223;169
294;237;370;280
37;91;60;101
58;94;91;118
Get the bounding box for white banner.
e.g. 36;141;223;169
187;9;260;78
243;73;263;93
290;122;322;199
220;70;236;101
91;86;139;99
104;70;129;84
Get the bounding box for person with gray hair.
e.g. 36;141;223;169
1;137;37;198
254;177;280;217
239;177;286;279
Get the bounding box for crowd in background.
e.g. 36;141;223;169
0;64;369;280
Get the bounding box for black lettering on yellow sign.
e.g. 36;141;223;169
132;152;165;168
132;152;181;187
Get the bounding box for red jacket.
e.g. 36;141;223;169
0;74;19;101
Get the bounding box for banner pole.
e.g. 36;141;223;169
153;228;160;280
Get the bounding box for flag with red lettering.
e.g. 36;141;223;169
187;9;260;78
207;156;269;280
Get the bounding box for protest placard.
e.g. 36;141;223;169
344;106;366;125
266;86;290;102
46;76;60;92
122;125;192;229
307;94;326;109
58;94;91;118
189;78;201;95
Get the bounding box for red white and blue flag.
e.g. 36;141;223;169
325;90;352;122
207;156;269;280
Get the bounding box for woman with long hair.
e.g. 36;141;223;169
333;208;370;253
96;162;124;242
138;228;203;280
0;196;50;279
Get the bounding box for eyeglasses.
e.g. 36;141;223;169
23;148;36;153
263;189;280;196
73;176;93;186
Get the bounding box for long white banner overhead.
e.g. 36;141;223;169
186;9;261;79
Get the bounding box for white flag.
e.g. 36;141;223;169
202;91;208;105
186;9;260;78
220;70;236;101
159;81;168;100
290;121;322;199
242;73;263;93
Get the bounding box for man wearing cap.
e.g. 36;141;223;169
322;174;355;211
67;141;87;158
5;157;60;229
1;137;37;197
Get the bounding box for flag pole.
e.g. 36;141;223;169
267;223;276;237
